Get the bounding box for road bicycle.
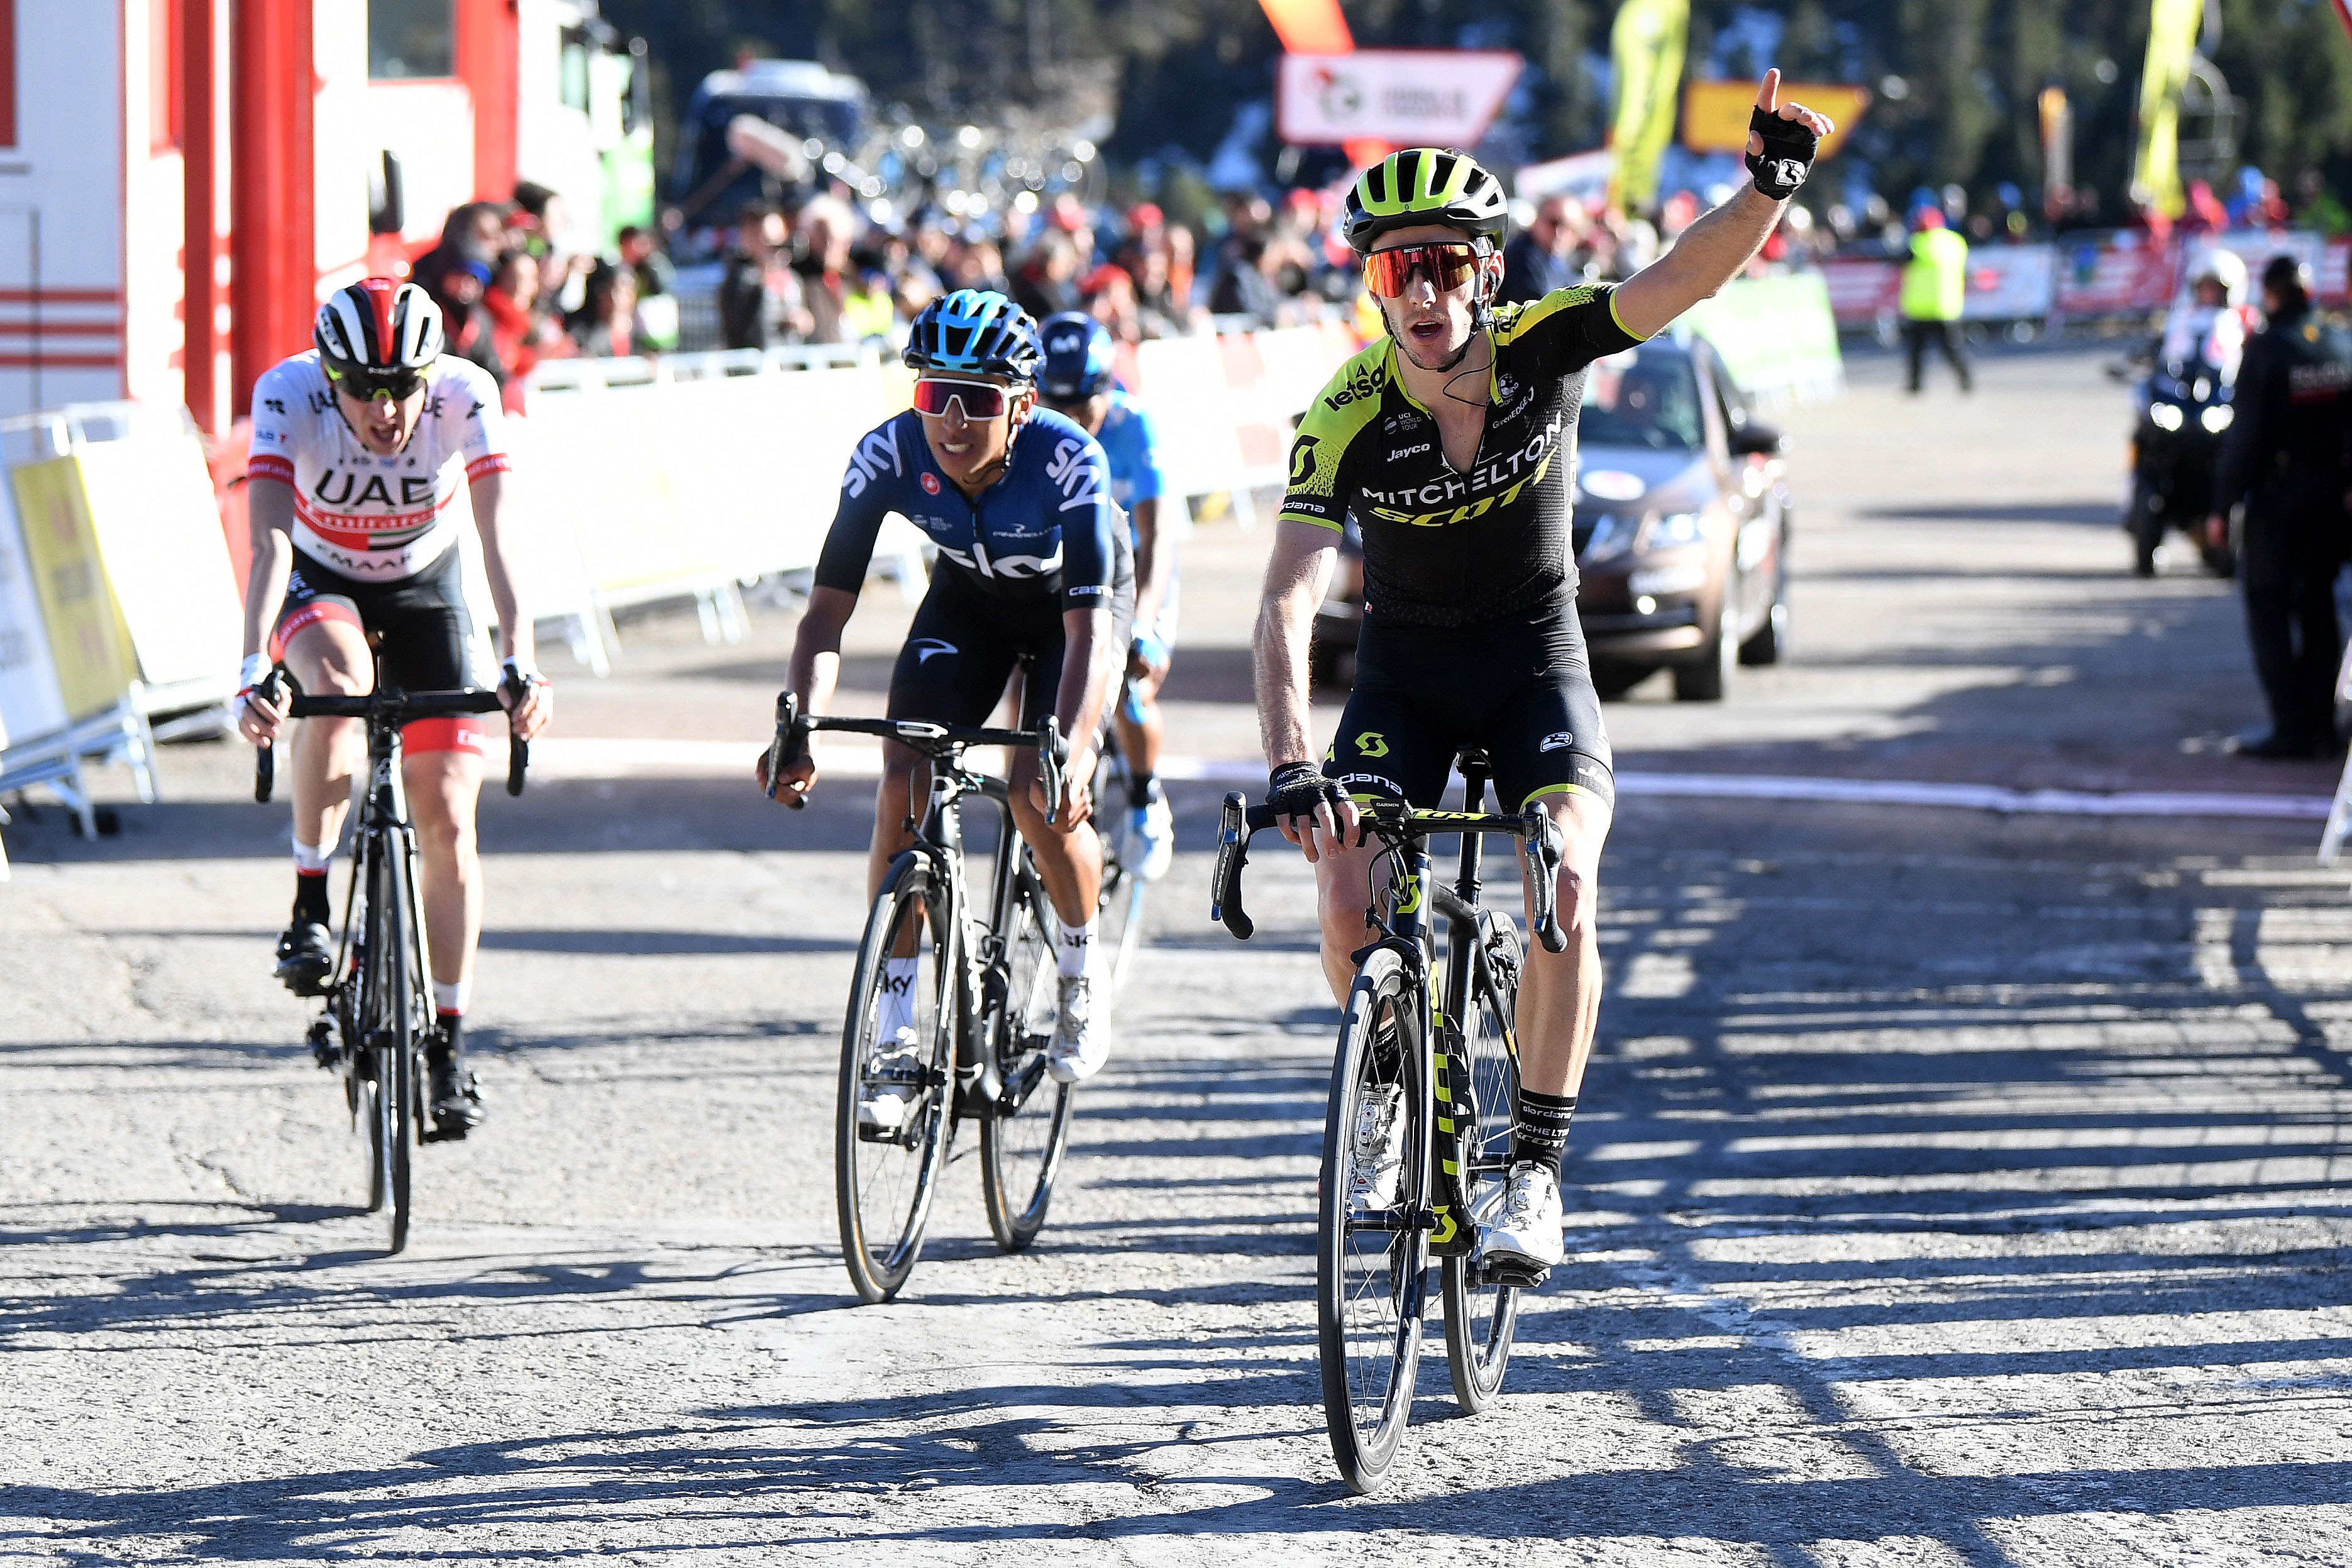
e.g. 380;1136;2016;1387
767;689;1085;1303
1212;749;1565;1493
254;666;527;1256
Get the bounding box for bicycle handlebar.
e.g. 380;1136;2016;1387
1211;792;1569;954
252;667;529;801
765;690;1071;817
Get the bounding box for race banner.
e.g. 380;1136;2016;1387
1607;0;1688;212
2131;0;2202;219
1682;80;1868;161
1276;51;1524;148
10;456;135;726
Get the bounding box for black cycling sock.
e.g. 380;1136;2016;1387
1128;771;1159;810
1511;1088;1577;1177
431;1013;462;1064
292;871;330;927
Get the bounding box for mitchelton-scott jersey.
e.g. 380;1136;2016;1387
246;351;511;582
814;406;1122;614
1279;284;1645;626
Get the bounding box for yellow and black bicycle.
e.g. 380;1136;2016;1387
1212;749;1564;1493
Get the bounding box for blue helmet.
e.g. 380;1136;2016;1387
903;289;1042;382
1037;312;1116;401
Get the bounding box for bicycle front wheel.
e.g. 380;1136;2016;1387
1444;912;1524;1412
1091;747;1147;997
1317;946;1429;1494
980;857;1073;1251
368;842;416;1256
835;855;957;1303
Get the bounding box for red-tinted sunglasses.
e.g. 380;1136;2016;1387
1362;242;1481;299
912;377;1012;419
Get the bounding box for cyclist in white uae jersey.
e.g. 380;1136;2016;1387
235;277;551;1137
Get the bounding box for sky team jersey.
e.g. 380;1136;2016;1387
1093;389;1165;514
1279;284;1645;627
814;406;1121;614
246;350;511;582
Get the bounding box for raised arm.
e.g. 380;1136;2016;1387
1613;70;1833;341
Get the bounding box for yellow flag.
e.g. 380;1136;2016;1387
1608;0;1689;213
2132;0;2202;219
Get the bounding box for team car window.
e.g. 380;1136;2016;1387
1579;346;1703;451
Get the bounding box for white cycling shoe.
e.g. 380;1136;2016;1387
1479;1160;1565;1274
859;1026;928;1134
1046;973;1109;1083
1125;794;1175;882
1349;1081;1406;1213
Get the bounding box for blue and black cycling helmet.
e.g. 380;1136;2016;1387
903;289;1043;382
1037;312;1116;401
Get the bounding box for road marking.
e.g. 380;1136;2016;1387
528;740;2334;822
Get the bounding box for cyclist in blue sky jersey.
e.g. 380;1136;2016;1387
763;290;1136;1098
1038;312;1176;881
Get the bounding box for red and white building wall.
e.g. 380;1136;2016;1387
0;0;524;436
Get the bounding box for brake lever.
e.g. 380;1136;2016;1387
1039;715;1068;825
766;690;810;810
500;673;531;797
252;666;289;804
1211;791;1256;939
1521;802;1568;954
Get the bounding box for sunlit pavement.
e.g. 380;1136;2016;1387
4;341;2349;1564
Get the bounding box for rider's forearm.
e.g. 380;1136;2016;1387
789;585;856;717
1131;498;1166;629
1253;566;1325;769
468;473;531;667
241;483;295;663
1057;607;1117;749
1614;185;1782;340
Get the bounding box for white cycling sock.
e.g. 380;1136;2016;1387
1054;916;1097;980
433;979;470;1015
880;958;920;1040
292;837;333;875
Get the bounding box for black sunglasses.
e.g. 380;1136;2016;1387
333;368;426;403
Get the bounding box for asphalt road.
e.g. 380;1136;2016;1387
4;341;2351;1565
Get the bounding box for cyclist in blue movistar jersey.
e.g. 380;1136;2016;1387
1038;312;1176;881
763;290;1135;1093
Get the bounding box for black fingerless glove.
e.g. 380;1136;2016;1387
1746;106;1819;201
1267;760;1343;820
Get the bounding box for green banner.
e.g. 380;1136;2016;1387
1608;0;1689;212
2131;0;2202;220
1678;273;1845;406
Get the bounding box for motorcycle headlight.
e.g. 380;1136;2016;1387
1642;511;1706;549
2149;402;2185;431
2200;404;2233;433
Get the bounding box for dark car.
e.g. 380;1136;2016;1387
1313;334;1792;702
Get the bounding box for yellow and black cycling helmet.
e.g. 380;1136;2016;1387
1340;148;1510;254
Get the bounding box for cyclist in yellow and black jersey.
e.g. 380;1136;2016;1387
1254;71;1836;1280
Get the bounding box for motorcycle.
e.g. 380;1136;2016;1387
2118;348;2238;578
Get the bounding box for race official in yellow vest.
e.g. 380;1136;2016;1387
1901;209;1973;394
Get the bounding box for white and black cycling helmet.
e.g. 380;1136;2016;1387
314;277;445;395
2190;249;2248;306
1340;147;1511;255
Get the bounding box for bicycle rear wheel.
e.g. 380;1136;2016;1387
835;855;957;1303
1444;912;1524;1412
981;857;1073;1250
1090;745;1147;997
1317;946;1429;1493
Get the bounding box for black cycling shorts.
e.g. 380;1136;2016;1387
1325;596;1616;811
887;571;1135;734
270;548;494;757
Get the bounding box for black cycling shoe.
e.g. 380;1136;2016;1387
425;1053;484;1139
2228;727;2329;761
273;921;334;995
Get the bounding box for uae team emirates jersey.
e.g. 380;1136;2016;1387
246;351;511;582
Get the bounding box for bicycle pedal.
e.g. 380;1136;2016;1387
419;1122;470;1144
1478;1258;1552;1290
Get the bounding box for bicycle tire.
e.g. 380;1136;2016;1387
374;842;416;1256
1090;748;1147;998
835;854;957;1303
1317;946;1429;1493
980;857;1073;1251
1443;912;1524;1412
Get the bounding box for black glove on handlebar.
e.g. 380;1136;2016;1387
1267;761;1346;823
1746;105;1819;200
